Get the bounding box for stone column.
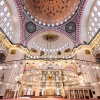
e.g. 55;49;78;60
88;89;90;99
78;90;80;99
83;90;86;99
68;90;71;99
73;90;76;99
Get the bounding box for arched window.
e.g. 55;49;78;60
95;53;100;63
42;74;46;81
0;51;6;62
48;64;53;69
30;68;34;73
56;88;60;95
88;0;100;40
42;64;46;69
55;64;58;69
66;68;72;72
41;88;45;96
29;76;33;81
0;0;14;40
26;86;32;95
56;75;59;81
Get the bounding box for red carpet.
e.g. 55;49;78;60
0;98;98;100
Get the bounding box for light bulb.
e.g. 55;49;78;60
39;62;42;66
59;63;61;66
0;66;3;70
14;64;17;68
82;65;84;67
39;21;41;24
43;23;46;26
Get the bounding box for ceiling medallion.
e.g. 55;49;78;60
85;50;91;54
42;34;59;42
30;48;37;53
22;0;80;27
57;51;61;55
65;22;76;33
40;51;44;56
26;22;36;33
64;48;71;53
10;49;16;54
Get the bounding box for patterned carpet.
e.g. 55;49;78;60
0;98;99;100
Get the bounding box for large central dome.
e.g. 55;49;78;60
22;0;79;26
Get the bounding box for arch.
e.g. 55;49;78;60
80;0;99;43
64;64;77;72
25;29;76;46
95;53;100;62
0;0;14;40
87;0;100;40
76;0;87;44
13;0;25;43
25;66;36;71
94;50;100;62
0;50;7;62
42;64;47;69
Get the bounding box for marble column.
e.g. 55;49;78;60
83;90;86;99
78;90;80;99
73;90;76;99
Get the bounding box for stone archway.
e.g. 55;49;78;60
0;51;6;62
95;53;100;63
